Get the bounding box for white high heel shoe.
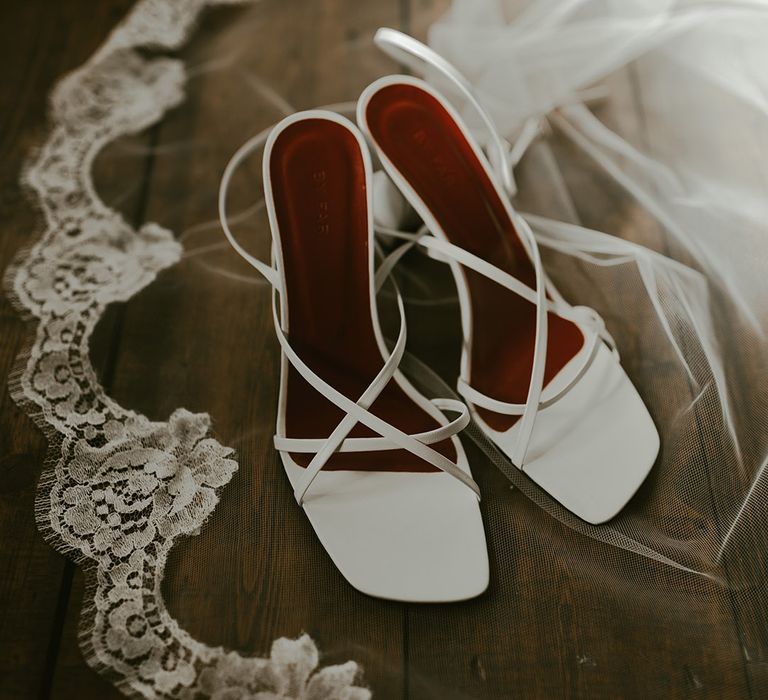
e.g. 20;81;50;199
357;31;659;524
219;110;489;601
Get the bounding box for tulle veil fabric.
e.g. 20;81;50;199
407;0;768;584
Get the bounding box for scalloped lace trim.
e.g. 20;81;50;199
4;0;370;697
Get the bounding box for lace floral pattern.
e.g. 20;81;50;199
4;0;370;697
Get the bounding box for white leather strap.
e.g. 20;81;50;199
377;225;596;330
376;227;616;351
274;398;469;453
219;127;281;289
375;212;550;464
456;331;602;416
287;285;409;503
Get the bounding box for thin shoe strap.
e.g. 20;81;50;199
379;218;551;465
274;398;469;453
377;225;606;332
219;127;281;289
421;224;609;414
290;286;408;503
456;332;602;416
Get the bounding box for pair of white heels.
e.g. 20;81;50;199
219;30;659;602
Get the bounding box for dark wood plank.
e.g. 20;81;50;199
0;2;144;698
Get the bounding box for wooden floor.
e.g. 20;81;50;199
1;1;766;698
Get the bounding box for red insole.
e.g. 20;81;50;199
364;84;585;431
270;118;454;471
